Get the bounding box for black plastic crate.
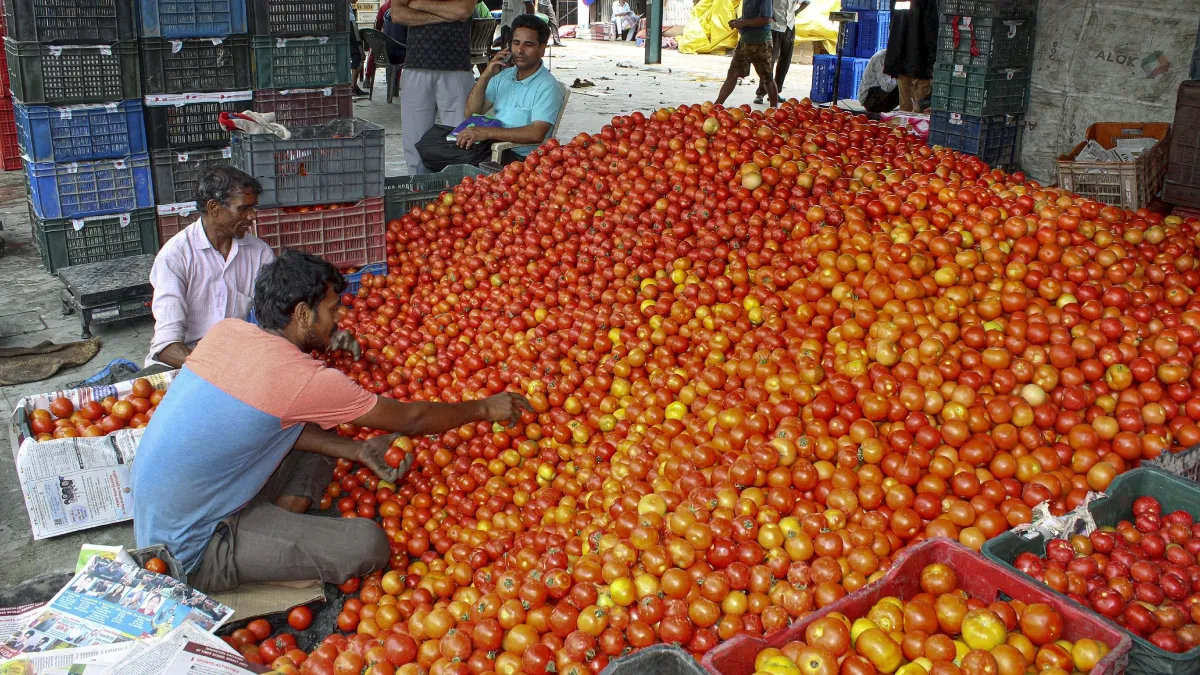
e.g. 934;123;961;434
4;0;137;43
144;92;251;151
150;146;232;205
936;15;1035;68
937;0;1036;17
5;39;140;104
251;34;351;89
928;111;1023;168
931;62;1030;116
250;0;347;36
31;206;158;274
140;36;252;95
252;85;352;127
231;117;383;207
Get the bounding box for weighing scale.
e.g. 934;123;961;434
58;254;155;338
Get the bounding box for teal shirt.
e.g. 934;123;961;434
739;0;773;44
484;65;564;157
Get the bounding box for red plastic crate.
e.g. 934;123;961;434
1174;205;1200;220
0;100;20;171
253;197;386;268
252;85;353;128
701;538;1132;675
156;205;201;248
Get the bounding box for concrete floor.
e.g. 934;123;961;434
0;40;814;592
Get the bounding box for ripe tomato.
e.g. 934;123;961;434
143;558;168;575
287;605;313;631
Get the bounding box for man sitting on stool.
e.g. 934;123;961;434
416;14;564;170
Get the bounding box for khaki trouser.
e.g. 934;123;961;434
188;451;390;593
897;74;932;112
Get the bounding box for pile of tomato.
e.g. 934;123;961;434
750;562;1111;675
239;97;1200;675
29;377;166;440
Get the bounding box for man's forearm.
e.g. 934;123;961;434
485;124;549;145
465;75;493;116
410;0;473;20
391;3;446;25
155;343;191;369
294;424;359;460
742;16;770;26
354;398;491;437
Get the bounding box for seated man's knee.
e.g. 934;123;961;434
337;521;391;578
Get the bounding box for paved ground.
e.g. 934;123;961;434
0;40;814;592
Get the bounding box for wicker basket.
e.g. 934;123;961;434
1056;122;1171;211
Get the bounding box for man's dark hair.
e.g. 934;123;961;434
512;13;550;45
195;166;262;206
253;250;346;330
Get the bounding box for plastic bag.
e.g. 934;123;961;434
677;0;740;54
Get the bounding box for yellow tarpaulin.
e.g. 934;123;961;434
678;0;741;54
679;0;843;55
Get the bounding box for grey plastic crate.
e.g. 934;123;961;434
231;117;384;208
4;39;141;105
150;147;232;205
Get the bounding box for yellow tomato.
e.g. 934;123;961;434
961;608;1007;651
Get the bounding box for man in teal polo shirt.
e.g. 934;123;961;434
715;0;778;108
415;14;564;170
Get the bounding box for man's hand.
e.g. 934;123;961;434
456;126;493;149
330;330;362;360
356;434;413;482
728;18;742;29
482;392;535;427
486;49;511;77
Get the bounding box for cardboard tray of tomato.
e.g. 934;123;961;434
700;538;1131;675
982;466;1200;675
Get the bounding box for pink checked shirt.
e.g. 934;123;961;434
146;219;276;366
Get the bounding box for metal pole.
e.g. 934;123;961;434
645;0;662;64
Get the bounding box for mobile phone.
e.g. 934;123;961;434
501;53;513;65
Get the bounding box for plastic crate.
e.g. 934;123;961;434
937;0;1036;17
253;196;386;268
144;91;252;151
837;56;869;101
5;39;141;105
4;0;137;43
844;10;889;59
930;62;1030;115
15;100;147;163
840;0;888;9
703;538;1132;675
251;34;350;89
983;467;1200;675
929;110;1022;167
1164;80;1200;209
809;53;835;103
600;645;707;675
249;0;347;36
31;206;158;273
137;0;248;38
936;15;1035;68
252;85;352;128
343;261;387;295
27;153;154;219
0;99;20;171
155;203;199;246
384;164;495;221
1057;122;1171;211
140;36;252;95
231;117;384;208
150;146;231;205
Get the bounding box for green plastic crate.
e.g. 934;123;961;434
384;165;497;221
936;15;1035;68
31;206;159;274
982;467;1200;675
251;34;350;89
931;62;1031;116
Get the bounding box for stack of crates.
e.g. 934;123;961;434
927;0;1036;169
5;0;157;273
0;13;17;170
809;0;886;102
137;0;253;246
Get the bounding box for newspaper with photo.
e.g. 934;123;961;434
0;557;232;661
100;622;243;675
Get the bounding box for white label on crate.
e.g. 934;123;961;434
221;147;232;159
322;87;333;96
157;202;199;216
176;152;190;162
894;1;910;8
65;162;79;174
953;64;965;77
118;213;131;228
99;45;112;56
276;38;288;48
56;107;73;120
1004;68;1017;80
949;113;963;125
208;37;225;45
1003;21;1021;39
170;40;184;53
48;46;63;57
318;37;329;44
113;159;127;169
70;219;86;231
144;93;190;106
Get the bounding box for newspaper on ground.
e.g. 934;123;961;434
74;546;135;575
100;622;242;675
0;643;132;674
0;557;232;661
161;642;267;675
0;607;44;644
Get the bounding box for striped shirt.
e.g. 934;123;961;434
146;219;275;367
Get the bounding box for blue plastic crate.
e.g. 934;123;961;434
844;10;890;59
138;0;248;38
344;262;388;295
27;153;155;219
838;56;870;100
928;111;1023;168
810;54;835;102
841;0;889;9
16;100;147;163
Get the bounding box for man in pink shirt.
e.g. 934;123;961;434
145;167;275;370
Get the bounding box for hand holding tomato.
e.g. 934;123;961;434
481;392;534;427
356;433;404;482
329;330;362;360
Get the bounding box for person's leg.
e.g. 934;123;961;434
400;69;438;174
435;70;476;128
717;44;750;106
542;2;562;44
756;31;783;100
775;31;793;94
751;45;778;107
912;78;932;111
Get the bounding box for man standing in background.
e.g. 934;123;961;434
883;0;937;112
536;0;564;46
392;0;479;174
714;0;778;108
754;0;798;105
499;0;534;46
